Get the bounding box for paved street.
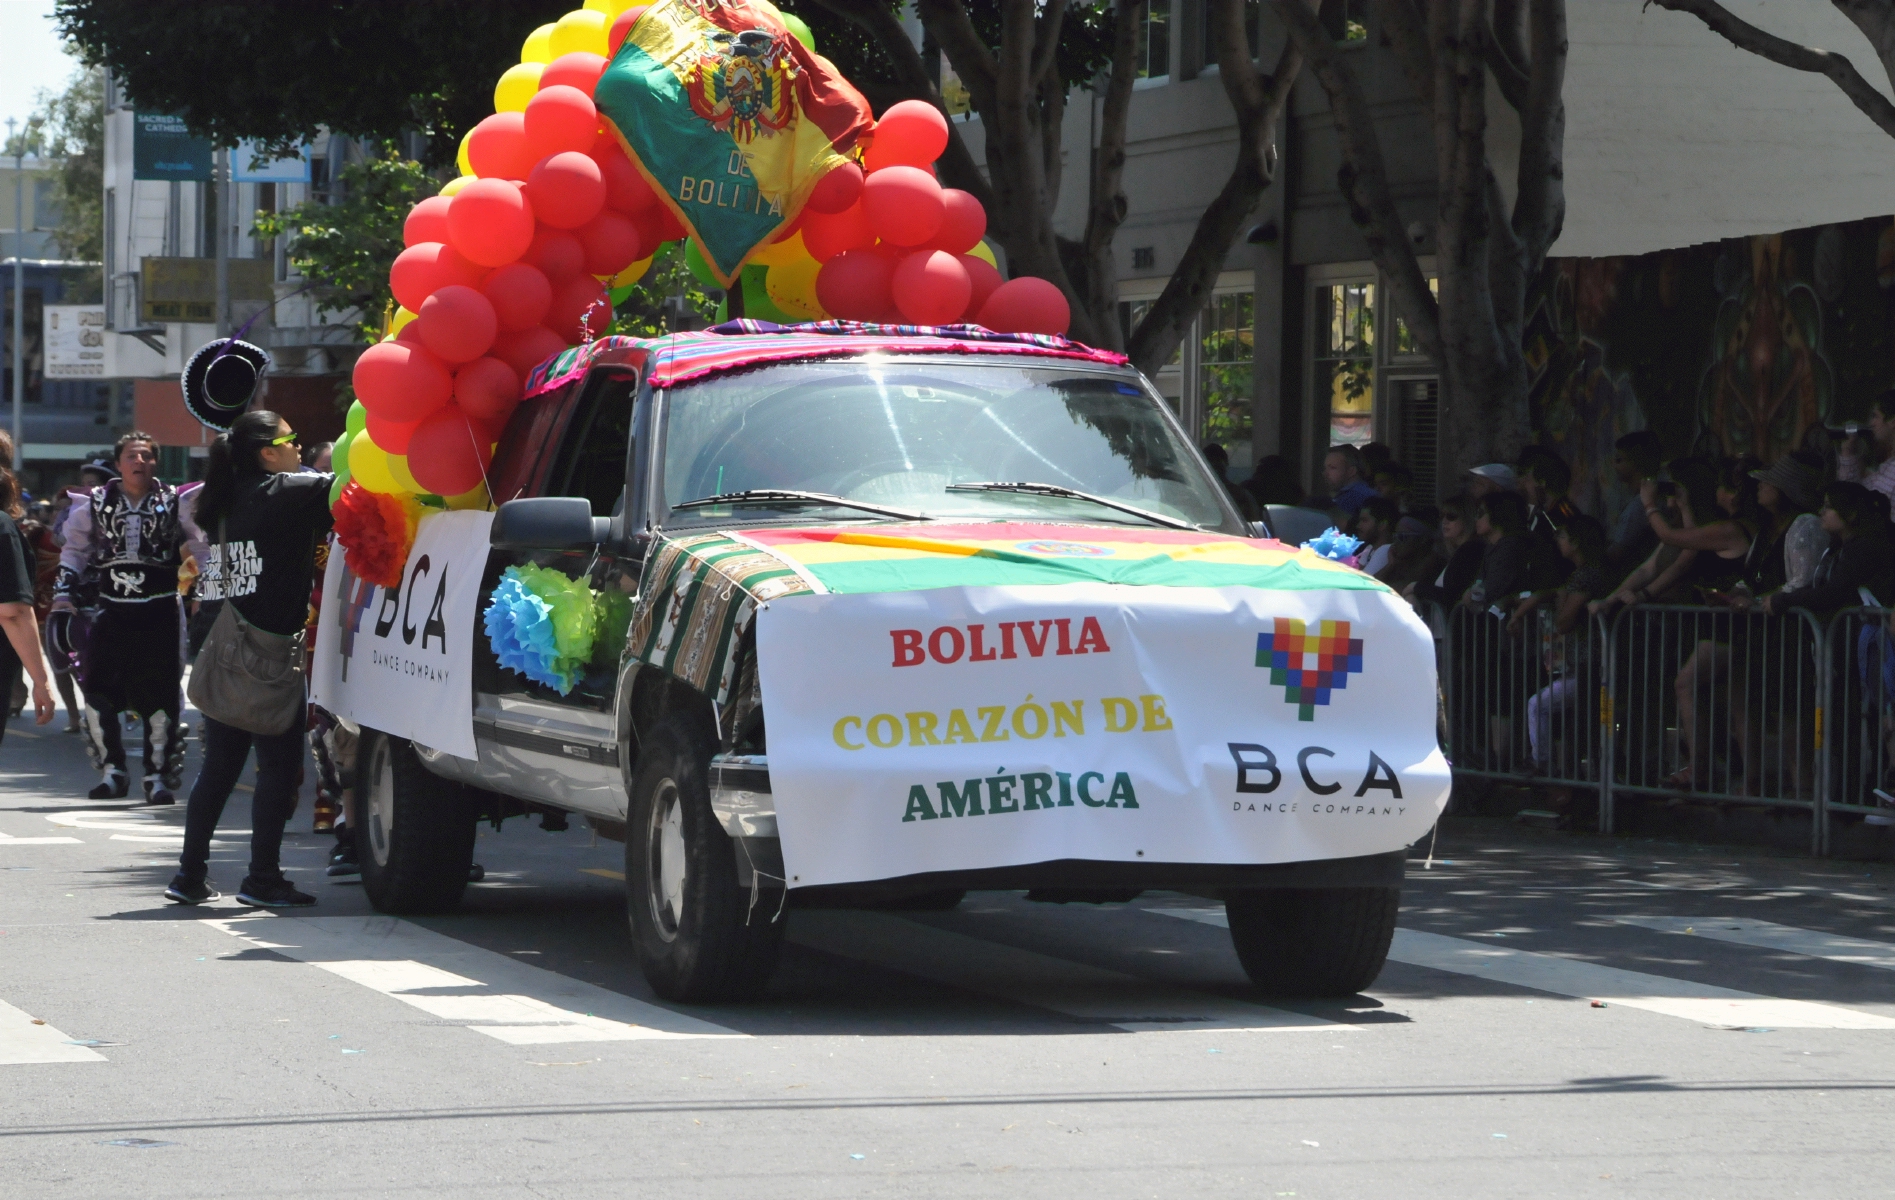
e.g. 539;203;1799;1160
4;712;1895;1199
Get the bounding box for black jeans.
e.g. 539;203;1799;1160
178;713;305;883
81;598;185;786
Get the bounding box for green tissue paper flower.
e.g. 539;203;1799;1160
511;564;598;686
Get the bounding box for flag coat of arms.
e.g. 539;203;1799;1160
596;0;873;285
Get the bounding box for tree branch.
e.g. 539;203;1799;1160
1125;0;1312;374
801;0;994;210
1832;0;1895;96
1649;0;1895;140
1486;0;1531;109
1276;0;1442;365
1371;0;1435;110
1511;0;1566;266
1030;0;1067;88
1078;0;1146;351
915;0;999;95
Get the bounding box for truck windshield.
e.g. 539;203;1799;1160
657;359;1236;531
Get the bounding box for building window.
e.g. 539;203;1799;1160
1315;280;1375;447
1201;291;1253;446
1139;0;1171;80
1201;0;1261;66
1322;0;1369;43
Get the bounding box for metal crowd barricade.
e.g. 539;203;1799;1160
1602;604;1827;853
1821;607;1895;854
1436;602;1612;824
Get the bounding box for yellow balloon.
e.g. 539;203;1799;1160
350;437;399;495
610;256;652;288
389;306;417;337
388;453;423;495
749;230;807;268
583;0;627;13
494;62;545;113
456;129;474;177
968;240;997;268
522;23;557;63
440;175;473;197
766;256;826;320
549;9;610;57
444;483;491;511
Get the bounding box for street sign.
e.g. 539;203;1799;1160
131;113;212;182
232;140;311;183
139;257;274;324
42;306;105;378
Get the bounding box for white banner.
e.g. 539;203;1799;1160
756;583;1451;888
310;511;493;760
43;306;105;378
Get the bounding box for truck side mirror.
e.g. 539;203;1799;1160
490;497;611;550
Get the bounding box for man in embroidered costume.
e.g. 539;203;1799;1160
49;432;207;802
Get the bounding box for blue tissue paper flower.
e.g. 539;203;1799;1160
483;571;573;694
1302;526;1363;564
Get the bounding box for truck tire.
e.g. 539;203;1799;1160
358;730;478;915
626;720;783;1002
1225;886;1400;997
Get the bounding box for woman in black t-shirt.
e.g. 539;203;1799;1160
0;431;54;741
166;411;334;909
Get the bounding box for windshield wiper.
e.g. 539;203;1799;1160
944;481;1199;531
670;489;928;521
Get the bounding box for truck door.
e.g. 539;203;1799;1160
472;366;643;816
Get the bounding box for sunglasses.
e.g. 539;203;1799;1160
269;431;301;447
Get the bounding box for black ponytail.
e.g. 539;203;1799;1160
193;410;283;531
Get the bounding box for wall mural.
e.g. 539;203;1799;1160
1526;217;1894;518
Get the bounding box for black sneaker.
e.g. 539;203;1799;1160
326;843;359;878
164;875;220;905
236;876;316;908
144;786;176;806
88;769;129;801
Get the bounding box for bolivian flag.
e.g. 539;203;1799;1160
596;0;872;285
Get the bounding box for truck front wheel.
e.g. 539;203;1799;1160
358;730;478;915
1225;886;1400;997
626;720;783;1002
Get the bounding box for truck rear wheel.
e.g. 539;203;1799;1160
1225;886;1400;997
626;720;783;1002
358;730;478;915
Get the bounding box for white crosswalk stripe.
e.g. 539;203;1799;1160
1150;906;1895;1029
206;914;743;1044
789;909;1345;1032
1615;915;1895;972
0;999;106;1065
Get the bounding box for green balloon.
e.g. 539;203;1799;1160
781;12;815;51
332;431;354;478
684;238;721;287
328;471;347;507
345;401;367;436
609;283;636;307
741;264;793;323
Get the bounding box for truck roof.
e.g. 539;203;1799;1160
521;319;1130;400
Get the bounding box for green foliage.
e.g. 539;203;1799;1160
607;242;718;338
253;146;436;344
54;0;568;164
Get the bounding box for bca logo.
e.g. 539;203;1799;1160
1255;618;1364;721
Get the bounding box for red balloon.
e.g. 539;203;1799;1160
977;276;1071;336
864;100;949;172
352;341;453;423
525;226;587;280
930;189;986;255
406;404;495;497
389;242;483;313
862;165;943;247
480;261;553;332
648;205;687;243
414;284;498;364
447;179;536;267
892;251;972;326
608;5;646;54
466;112;536;180
364;410;420;455
806;162;863;214
815;250;894;322
540;51;607;95
577;210;642;275
470;412;510;446
960;255;1003;319
452;356;523;420
802;202;874;262
492;325;571;376
545;274;613;342
592;138;658;213
524;85;599;159
525;151;606;229
403;195;453;247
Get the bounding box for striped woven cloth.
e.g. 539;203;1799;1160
522;322;1128;399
